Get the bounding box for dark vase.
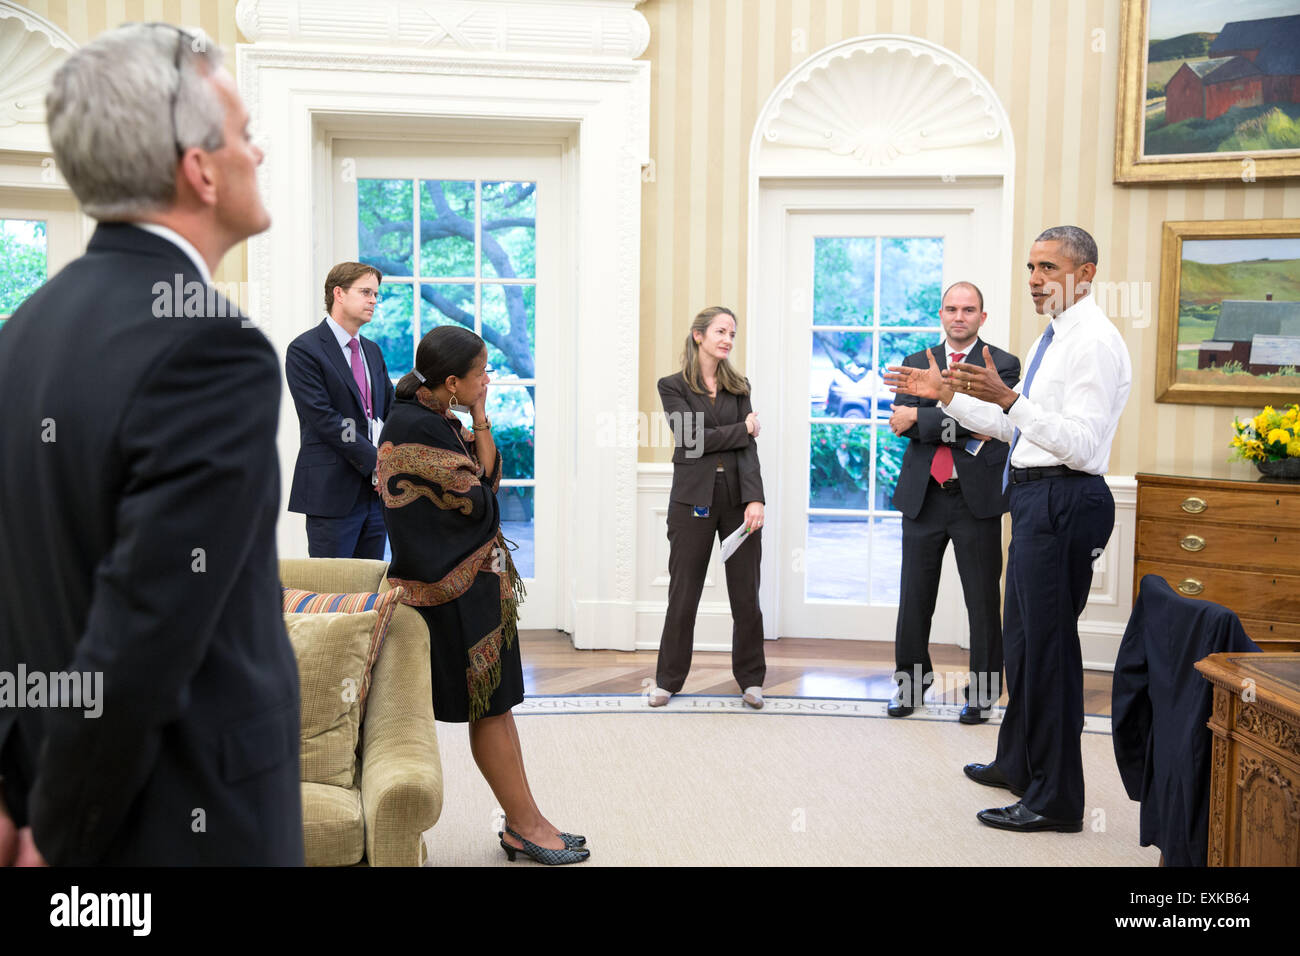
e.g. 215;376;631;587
1256;457;1300;479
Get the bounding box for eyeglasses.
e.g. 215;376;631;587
139;22;199;160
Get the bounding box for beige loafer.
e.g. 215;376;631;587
648;687;672;707
742;686;764;709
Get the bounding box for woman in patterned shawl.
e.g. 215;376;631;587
377;325;588;865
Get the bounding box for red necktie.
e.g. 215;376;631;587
929;351;964;484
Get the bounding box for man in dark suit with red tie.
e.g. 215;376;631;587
285;262;396;559
887;282;1020;723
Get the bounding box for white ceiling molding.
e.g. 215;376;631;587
0;1;76;152
236;0;649;58
754;35;1009;176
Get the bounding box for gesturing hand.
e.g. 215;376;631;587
883;349;953;404
948;346;1018;410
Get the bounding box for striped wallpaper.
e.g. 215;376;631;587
18;0;1300;480
636;0;1300;478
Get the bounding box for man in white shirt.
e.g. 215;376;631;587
885;226;1132;832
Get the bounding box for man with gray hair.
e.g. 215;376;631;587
886;225;1132;833
0;24;302;865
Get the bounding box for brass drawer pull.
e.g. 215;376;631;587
1180;534;1206;552
1180;497;1207;514
1178;578;1204;596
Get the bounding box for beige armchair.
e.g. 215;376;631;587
280;558;442;866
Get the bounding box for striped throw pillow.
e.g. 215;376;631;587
280;587;405;720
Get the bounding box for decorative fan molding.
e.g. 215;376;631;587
758;35;1004;168
236;0;649;58
0;2;76;131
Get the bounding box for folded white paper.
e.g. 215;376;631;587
720;522;755;562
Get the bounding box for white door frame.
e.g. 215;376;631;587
746;35;1015;644
237;21;649;645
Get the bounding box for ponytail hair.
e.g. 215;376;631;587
395;324;485;400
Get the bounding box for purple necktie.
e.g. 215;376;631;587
347;338;372;420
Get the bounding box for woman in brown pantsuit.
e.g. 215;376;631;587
650;306;767;709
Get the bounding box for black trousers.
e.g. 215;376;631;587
656;470;765;693
894;478;1004;707
994;473;1114;821
305;483;386;559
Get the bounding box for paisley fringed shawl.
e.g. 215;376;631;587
378;387;526;719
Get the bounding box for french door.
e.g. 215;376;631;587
780;210;976;643
334;141;562;628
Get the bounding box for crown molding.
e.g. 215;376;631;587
236;0;649;59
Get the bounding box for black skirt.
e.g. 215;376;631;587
415;570;524;723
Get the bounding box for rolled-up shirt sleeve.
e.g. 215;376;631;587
940;391;1016;443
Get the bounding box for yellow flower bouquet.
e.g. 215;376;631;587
1231;403;1300;477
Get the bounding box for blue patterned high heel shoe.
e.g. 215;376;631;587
501;826;590;865
503;819;585;848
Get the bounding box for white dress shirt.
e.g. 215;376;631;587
324;315;381;443
940;294;1132;475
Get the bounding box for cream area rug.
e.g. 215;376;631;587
421;695;1162;867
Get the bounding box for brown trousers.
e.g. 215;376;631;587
655;470;766;693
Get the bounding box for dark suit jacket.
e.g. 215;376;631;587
891;339;1020;520
0;223;302;865
1112;575;1259;866
657;372;764;507
285;318;395;517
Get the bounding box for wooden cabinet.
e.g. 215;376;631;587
1135;473;1300;650
1195;654;1300;867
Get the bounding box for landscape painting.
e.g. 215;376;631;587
1116;0;1300;182
1157;219;1300;405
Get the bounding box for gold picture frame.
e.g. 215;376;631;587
1115;0;1300;184
1157;219;1300;405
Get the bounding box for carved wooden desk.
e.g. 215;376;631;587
1195;653;1300;866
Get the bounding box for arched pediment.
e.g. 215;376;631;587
753;35;1009;175
0;2;75;132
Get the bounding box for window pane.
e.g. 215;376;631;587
805;515;868;602
813;331;886;419
0;219;48;317
481;181;535;279
358;179;414;276
371;284;415;379
809;422;870;509
879;237;943;327
481;284;535;381
498;486;534;578
487;385;534;479
813;236;875;327
870;518;903;604
879;329;942;370
419;180;475;278
875;425;907;510
419;283;475;334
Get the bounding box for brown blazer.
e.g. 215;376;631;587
657;371;765;507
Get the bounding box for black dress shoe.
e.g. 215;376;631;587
962;762;1025;797
976;802;1083;833
959;703;991;724
886;687;914;717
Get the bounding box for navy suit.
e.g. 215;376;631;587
285;319;395;558
1112;576;1258;865
0;223;302;865
891;340;1020;707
